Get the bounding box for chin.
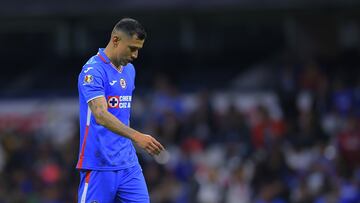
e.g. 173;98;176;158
120;61;129;66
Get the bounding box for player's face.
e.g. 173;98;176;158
114;34;144;66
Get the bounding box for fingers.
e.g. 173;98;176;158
145;144;160;156
153;139;165;151
150;142;162;154
146;138;164;156
139;134;165;156
145;147;155;156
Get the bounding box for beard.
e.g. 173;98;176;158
117;57;129;66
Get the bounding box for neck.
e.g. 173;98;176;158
104;45;121;69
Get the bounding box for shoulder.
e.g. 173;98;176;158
78;66;107;89
80;57;106;77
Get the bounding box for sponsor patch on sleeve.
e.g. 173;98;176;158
84;74;93;84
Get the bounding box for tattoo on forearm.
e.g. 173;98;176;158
88;97;137;140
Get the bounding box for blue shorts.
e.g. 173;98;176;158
78;164;149;203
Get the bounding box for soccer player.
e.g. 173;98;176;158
76;18;164;203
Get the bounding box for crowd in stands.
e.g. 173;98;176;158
0;52;360;203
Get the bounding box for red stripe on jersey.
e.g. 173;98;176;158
98;53;122;72
77;125;90;168
98;53;107;63
85;171;91;183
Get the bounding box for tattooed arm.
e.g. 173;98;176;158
88;96;164;155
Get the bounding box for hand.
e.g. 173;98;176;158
132;133;165;156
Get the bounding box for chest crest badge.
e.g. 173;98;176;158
120;78;127;89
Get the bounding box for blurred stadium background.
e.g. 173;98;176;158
1;0;360;202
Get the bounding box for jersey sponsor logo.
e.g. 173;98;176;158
120;78;126;89
107;96;119;108
84;74;93;84
84;67;93;73
109;80;117;86
107;96;132;109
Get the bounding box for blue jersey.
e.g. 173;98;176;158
76;48;138;170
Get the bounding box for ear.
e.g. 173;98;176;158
112;35;121;46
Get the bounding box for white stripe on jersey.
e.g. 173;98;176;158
80;183;89;203
86;106;91;125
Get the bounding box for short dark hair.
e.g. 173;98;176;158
113;18;146;40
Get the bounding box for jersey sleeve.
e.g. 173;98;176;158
78;66;106;103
